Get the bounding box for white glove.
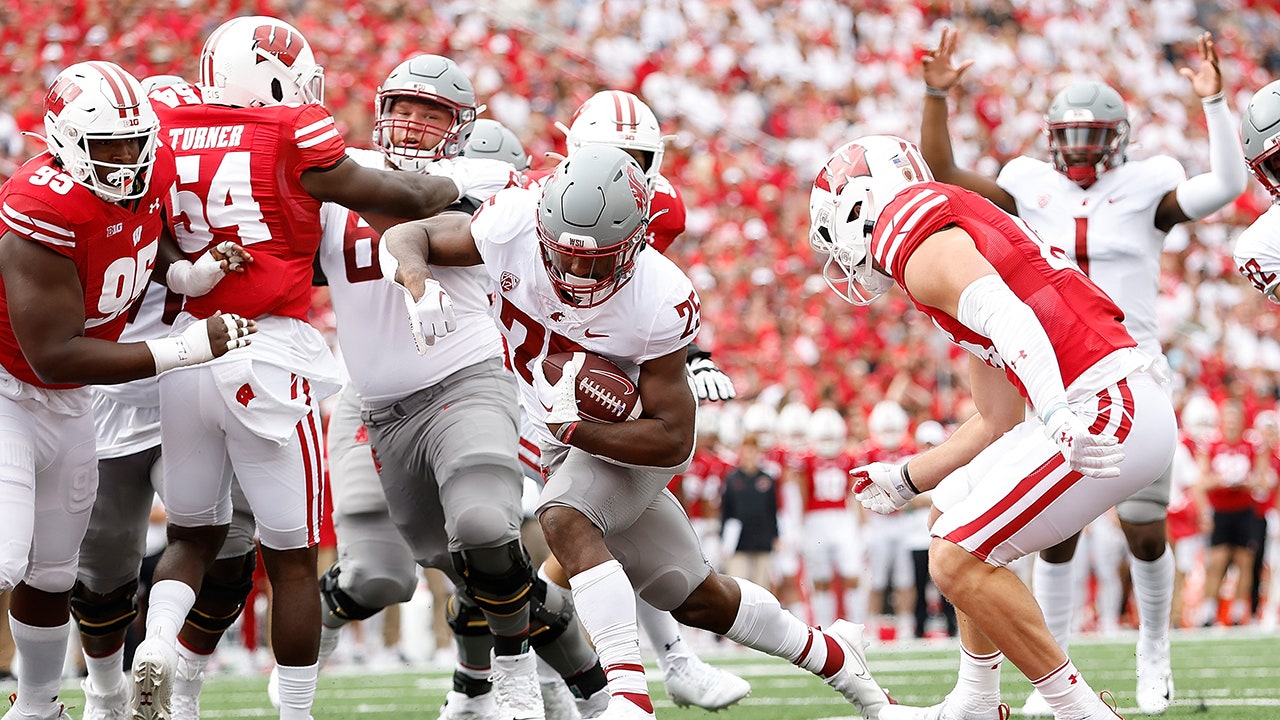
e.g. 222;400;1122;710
851;462;917;515
441;157;522;202
165;241;247;297
687;357;736;402
1042;404;1125;478
406;278;456;354
545;359;582;427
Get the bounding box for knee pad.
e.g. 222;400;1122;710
185;550;256;636
445;591;491;637
528;575;573;649
451;540;534;618
319;563;384;623
70;580;138;638
1117;498;1167;525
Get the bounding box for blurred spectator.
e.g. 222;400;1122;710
720;435;779;590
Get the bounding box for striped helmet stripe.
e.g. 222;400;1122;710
87;61;140;118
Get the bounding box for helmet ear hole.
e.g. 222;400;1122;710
271;79;284;102
847;201;863;223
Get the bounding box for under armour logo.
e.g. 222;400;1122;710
236;383;255;407
139;690;154;706
1068;673;1079;685
354;424;369;444
1058;431;1073;448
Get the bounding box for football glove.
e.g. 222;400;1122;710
545;359;583;427
851;462;916;515
1042;404;1125;478
687;356;736;402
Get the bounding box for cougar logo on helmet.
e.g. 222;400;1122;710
252;25;304;67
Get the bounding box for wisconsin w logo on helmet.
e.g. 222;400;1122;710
814;144;872;195
253;24;303;67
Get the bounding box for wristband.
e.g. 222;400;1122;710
925;85;950;98
902;463;922;495
1201;92;1225;107
555;421;580;444
145;335;210;374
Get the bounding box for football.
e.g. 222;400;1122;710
542;351;643;423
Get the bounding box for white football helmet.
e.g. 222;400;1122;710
374;54;478;172
868;400;909;451
740;402;779;450
562;90;669;189
776;401;813;450
1242;79;1280;201
1180;394;1219;444
42;61;160;202
199;16;324;108
809;135;932;305
914;420;946;448
808;407;848;458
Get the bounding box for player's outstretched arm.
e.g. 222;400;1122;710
919;26;1017;214
1157;31;1247;231
301;158;463;227
0;232;254;385
379;213;482;299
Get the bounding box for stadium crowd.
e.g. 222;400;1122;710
0;0;1277;703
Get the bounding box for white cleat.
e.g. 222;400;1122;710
1018;689;1051;718
491;651;545;720
439;690;502;720
169;693;198;720
266;666;281;710
879;693;1007;720
131;638;179;720
575;690;610;720
540;678;581;720
823;620;892;720
81;677;131;720
592;697;655;720
1136;648;1174;715
1;696;74;720
662;655;751;711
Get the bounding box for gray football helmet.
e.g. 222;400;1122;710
1045;81;1130;188
537;144;650;307
1242;79;1280;201
373;54;477;172
462;118;530;171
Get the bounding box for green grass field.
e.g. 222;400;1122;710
45;629;1280;718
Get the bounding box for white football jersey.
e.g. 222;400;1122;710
470;187;701;450
1233;204;1280;302
93;281;175;457
998;155;1184;356
318;148;504;404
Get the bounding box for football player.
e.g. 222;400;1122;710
381;144;892;720
303;54;608;720
917;28;1245;717
0;61;254;720
809;134;1176;720
130;17;505;720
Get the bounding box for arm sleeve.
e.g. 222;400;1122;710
955;274;1069;419
1176;98;1248;220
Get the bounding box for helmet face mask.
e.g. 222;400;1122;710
43;61;160;203
1045;81;1129;188
809;135;930;305
565;91;667;190
537;145;650;308
373;55;477;172
1242;79;1280;201
199;16;324;109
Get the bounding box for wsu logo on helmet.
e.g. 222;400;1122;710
814;143;872;195
253;24;304;67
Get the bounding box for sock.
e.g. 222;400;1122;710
954;644;1003;698
145;580;197;644
844;587;866;624
274;662;318;720
174;642;211;698
1033;659;1104;720
725;577;845;677
1130;546;1173;657
1198;597;1218;626
635;599;685;672
568;560;648;710
9;616;71;717
83;645;127;696
1032;557;1076;652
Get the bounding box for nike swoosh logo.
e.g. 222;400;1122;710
540;402;553;412
583;329;608;338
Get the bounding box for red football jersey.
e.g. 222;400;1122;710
150;84;347;322
679;447;730;520
871;183;1136;398
0;148;177;389
1204;437;1260;513
793;449;858;512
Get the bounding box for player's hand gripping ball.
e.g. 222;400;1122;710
542;351;643;423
